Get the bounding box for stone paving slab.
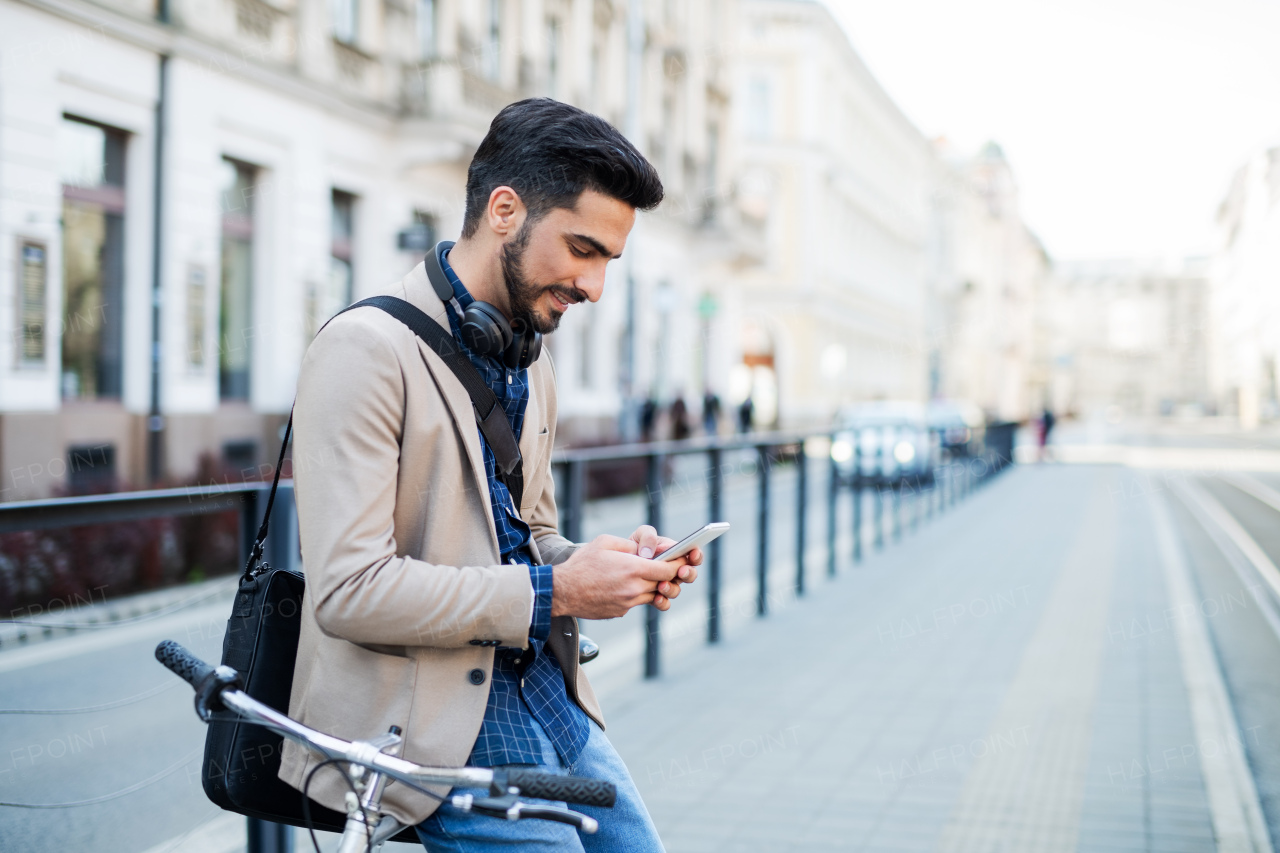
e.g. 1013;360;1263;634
595;465;1248;852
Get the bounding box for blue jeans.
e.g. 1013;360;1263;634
415;718;664;852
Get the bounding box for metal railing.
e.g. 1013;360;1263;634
0;423;1017;658
0;481;298;570
553;422;1018;679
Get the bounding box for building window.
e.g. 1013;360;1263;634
320;189;356;328
410;209;436;251
703;122;720;222
59;116;126;400
333;0;358;44
222;439;258;477
17;240;47;366
589;39;601;111
746;76;771;140
186;263;207;369
579;318;593;389
546;17;560;97
484;0;502;81
417;0;436;58
67;443;115;494
219;158;256;401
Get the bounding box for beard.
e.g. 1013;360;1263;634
500;221;588;335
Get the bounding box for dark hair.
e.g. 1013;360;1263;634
461;98;664;238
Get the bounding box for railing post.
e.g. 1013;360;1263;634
247;818;292;853
874;429;885;550
827;439;838;578
892;481;902;542
267;484;298;573
707;446;722;644
239;487;260;569
892;431;902;542
942;447;949;511
952;453;960;507
908;472;919;535
645;454;663;679
565;458;586;543
240;484;294;853
795;443;806;596
926;430;936;522
756;444;770;617
852;430;862;564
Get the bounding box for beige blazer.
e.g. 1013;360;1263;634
278;260;601;825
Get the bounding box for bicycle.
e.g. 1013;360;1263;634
154;640;616;853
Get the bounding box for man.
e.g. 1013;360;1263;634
282;99;699;851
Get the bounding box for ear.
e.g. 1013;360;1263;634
486;186;526;238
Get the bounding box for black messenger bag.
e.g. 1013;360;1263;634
201;296;525;835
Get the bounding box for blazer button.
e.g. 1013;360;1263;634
468;640;482;645
468;668;486;685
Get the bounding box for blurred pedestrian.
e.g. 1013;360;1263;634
738;396;754;434
702;391;721;436
670;394;691;441
640;396;658;442
1038;405;1056;462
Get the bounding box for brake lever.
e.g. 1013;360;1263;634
511;804;598;832
451;793;599;834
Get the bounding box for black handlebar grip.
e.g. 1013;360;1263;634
504;769;617;807
155;640;215;689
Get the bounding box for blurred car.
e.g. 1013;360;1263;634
831;401;933;485
926;399;985;457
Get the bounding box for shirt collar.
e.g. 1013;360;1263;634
438;244;474;310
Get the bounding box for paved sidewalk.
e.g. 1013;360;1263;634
596;465;1260;852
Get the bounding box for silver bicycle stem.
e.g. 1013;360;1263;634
219;688;493;789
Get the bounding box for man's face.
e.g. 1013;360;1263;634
500;189;636;334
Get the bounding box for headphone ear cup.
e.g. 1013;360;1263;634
460;302;513;356
504;319;544;370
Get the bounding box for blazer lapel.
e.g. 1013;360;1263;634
519;370;543;472
397;262;497;547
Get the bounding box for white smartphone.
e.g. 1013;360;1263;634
654;522;730;562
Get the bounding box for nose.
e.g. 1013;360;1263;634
577;263;607;303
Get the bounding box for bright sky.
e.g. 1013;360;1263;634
822;0;1280;261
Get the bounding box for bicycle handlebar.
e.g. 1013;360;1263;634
155;639;217;689
502;769;617;808
154;640;617;820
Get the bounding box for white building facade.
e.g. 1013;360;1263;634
1036;258;1211;421
724;0;937;428
0;0;733;498
1209;147;1280;427
931;142;1047;422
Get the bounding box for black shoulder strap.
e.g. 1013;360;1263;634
243;295;526;578
242;409;293;580
352;295;525;487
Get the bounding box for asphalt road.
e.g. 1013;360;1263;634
0;600;233;851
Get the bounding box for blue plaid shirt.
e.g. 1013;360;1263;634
438;246;589;769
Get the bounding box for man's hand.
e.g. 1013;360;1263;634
550;530;699;619
630;525;701;611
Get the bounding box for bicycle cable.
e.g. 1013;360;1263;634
298;752;453;852
301;757;373;853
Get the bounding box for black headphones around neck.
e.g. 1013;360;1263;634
425;241;543;371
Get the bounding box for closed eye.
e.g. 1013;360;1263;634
568;244;590;259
